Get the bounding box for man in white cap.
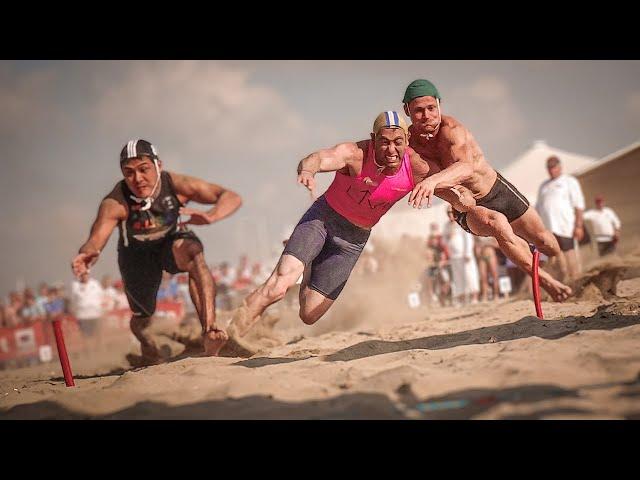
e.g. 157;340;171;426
228;111;476;338
71;139;245;363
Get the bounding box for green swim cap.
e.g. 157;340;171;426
402;79;441;104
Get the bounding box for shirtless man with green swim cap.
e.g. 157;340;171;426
402;79;572;302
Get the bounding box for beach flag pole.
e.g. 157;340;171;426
530;245;544;319
52;317;76;387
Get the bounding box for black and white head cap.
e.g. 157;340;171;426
119;139;161;211
120;139;159;164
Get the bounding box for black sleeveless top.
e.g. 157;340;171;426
112;171;183;249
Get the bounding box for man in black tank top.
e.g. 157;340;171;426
71;139;250;363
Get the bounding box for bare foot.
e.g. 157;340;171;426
203;329;229;356
541;276;572;302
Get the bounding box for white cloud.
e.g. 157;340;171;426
91;61;310;157
0;64;69;139
466;76;510;102
448;75;525;145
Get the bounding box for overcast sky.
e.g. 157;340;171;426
2;60;639;295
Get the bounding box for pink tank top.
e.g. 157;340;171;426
324;141;415;228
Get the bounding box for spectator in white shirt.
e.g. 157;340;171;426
70;272;104;338
584;194;622;257
35;283;50;316
444;208;480;305
20;288;46;323
536;156;586;281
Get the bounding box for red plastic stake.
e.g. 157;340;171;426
531;248;544;319
52;318;75;387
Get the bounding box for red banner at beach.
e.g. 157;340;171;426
0;321;48;362
0;301;184;366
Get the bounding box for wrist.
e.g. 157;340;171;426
79;245;100;256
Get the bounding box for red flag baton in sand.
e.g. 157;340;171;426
530;245;544;319
52;317;75;387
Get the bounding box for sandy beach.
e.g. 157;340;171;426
2;248;640;420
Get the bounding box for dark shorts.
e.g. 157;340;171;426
78;318;99;337
597;241;616;256
453;172;530;235
282;195;371;300
118;229;202;317
452;210;473;234
426;266;439;279
554;234;575;252
425;266;450;283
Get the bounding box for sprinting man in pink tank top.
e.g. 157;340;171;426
223;111;476;341
323;134;415;228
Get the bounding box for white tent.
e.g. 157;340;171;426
373;140;598;242
372;200;450;243
499;140;597;205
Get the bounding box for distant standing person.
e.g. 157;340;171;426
584;194;622;256
475;235;501;301
535;155;586;281
444;207;480;306
70;272;104;341
425;222;451;306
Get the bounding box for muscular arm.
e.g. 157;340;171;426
297;142;364;176
296;141;365;193
424;125;475;188
569;176;585;238
572;207;585;240
170;172;242;223
71;195;126;277
574;208;584;230
409;149;476;210
610;209;622;240
78;198;126;256
409;149;431;184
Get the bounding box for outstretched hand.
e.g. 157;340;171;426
179;207;212;226
297;171;316;192
409;178;437;208
71;252;99;279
